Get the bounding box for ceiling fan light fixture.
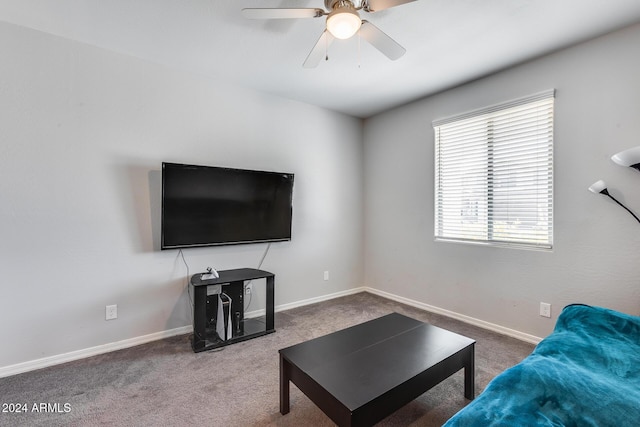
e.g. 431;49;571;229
326;4;361;39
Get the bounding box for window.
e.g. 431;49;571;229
433;90;554;250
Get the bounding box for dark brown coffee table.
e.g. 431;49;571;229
279;312;475;426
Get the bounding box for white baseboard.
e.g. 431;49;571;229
245;286;367;318
0;287;367;379
263;286;541;344
0;326;191;379
276;286;368;312
1;285;539;378
364;287;543;344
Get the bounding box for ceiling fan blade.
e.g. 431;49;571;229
364;0;418;12
303;30;335;68
242;8;325;20
359;20;406;60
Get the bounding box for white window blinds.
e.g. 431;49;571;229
433;90;554;250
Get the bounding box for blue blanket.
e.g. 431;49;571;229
444;304;640;426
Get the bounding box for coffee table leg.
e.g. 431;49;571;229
280;354;290;414
464;344;475;400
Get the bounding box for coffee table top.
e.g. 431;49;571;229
279;312;475;411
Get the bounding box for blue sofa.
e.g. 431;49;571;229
444;304;640;426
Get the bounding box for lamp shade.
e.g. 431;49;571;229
588;179;607;194
588;178;640;223
326;7;361;39
611;146;640;170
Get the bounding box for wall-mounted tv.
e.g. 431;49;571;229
161;162;294;250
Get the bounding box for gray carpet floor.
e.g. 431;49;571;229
0;292;535;426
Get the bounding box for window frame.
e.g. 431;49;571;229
433;90;555;251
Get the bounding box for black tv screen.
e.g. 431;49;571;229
161;162;294;249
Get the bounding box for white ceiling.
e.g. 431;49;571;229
2;0;640;118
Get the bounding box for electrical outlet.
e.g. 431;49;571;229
540;302;551;318
323;271;329;281
106;304;118;320
245;283;252;295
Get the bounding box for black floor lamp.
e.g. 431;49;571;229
589;145;640;224
588;179;640;224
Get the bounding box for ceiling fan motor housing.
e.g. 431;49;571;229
325;0;359;9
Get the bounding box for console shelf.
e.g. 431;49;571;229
190;268;275;352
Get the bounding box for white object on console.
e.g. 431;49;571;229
201;267;219;280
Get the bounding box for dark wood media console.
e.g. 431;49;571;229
190;268;275;352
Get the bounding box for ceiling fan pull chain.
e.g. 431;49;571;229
358;28;361;68
325;31;329;62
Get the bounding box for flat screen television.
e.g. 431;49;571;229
161;162;294;249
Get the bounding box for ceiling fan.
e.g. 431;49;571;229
242;0;417;68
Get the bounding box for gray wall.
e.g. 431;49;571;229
0;21;364;370
3;17;640;372
364;23;640;339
